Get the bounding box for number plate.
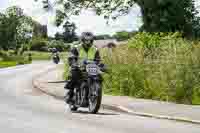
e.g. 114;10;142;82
86;64;99;75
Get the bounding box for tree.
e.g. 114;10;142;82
54;32;64;40
138;0;200;37
33;23;48;38
0;13;10;50
54;21;78;43
63;21;77;43
0;6;35;51
38;0;200;37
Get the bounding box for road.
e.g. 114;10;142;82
0;61;199;133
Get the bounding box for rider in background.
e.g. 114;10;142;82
50;48;60;61
51;48;59;55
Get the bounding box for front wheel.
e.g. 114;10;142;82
88;82;102;114
54;59;59;64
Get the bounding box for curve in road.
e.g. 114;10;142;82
0;61;199;133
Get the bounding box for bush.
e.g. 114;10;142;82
0;52;31;68
29;38;48;51
102;32;200;105
48;40;70;52
113;31;131;41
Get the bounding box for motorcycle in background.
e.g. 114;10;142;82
52;53;60;64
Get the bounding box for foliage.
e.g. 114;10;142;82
24;51;51;60
54;21;78;43
48;40;70;51
29;37;48;51
55;32;64;40
63;60;69;80
33;23;48;38
23;51;66;60
63;22;78;43
0;50;31;68
102;32;200;105
0;61;17;68
138;0;199;36
95;34;113;40
113;31;131;41
128;32;182;48
39;0;200;37
0;6;35;51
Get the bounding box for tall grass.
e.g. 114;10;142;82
102;32;200;105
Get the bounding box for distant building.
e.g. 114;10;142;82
94;39;118;48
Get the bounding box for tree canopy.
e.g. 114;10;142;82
39;0;200;38
0;6;38;50
54;21;77;43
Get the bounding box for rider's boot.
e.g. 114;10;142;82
64;81;74;104
65;90;74;104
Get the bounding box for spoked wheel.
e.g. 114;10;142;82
88;82;102;114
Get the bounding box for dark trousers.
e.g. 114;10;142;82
65;66;82;90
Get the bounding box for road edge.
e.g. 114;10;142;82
32;76;200;125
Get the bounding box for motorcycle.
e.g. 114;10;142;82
53;53;60;64
65;59;107;114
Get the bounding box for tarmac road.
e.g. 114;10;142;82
0;61;199;133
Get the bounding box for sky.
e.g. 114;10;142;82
0;0;142;36
0;0;200;37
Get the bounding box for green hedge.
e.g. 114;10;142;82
29;38;48;52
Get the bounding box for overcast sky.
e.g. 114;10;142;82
0;0;200;37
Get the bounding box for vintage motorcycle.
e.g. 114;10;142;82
65;59;107;114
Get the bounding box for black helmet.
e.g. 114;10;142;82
81;32;94;49
52;48;57;53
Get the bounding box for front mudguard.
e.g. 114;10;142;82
88;75;103;84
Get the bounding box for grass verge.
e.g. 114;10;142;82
24;51;67;60
0;61;17;68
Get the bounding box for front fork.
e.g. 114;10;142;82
88;76;102;98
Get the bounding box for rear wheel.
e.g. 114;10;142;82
88;82;102;114
53;57;59;64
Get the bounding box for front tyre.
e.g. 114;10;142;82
54;59;59;64
88;82;102;114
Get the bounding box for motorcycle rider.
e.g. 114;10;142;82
51;48;60;62
65;32;101;104
51;47;58;54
